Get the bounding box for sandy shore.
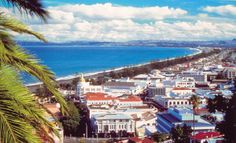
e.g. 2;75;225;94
26;47;202;89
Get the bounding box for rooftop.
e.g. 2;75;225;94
118;95;142;102
84;92;115;101
158;113;181;124
173;108;193;114
172;87;192;90
93;113;131;120
191;132;223;140
103;81;135;87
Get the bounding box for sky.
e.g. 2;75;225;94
3;0;236;42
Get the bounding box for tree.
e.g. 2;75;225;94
61;101;80;137
189;94;201;133
207;94;236;143
170;124;192;143
0;1;67;143
152;132;169;143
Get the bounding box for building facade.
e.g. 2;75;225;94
92;113;135;134
77;75;103;98
157;108;215;133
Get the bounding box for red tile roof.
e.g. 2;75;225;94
118;96;142;102
84;92;115;101
191;132;223;140
129;137;153;143
85;93;142;102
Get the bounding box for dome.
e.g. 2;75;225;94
79;74;86;83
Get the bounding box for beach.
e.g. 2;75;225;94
26;47;203;91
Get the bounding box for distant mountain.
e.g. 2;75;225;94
18;39;236;48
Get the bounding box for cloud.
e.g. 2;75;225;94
2;3;236;42
203;5;236;16
49;3;187;20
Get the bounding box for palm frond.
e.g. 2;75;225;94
1;0;48;20
0;26;68;114
0;66;52;143
0;13;46;42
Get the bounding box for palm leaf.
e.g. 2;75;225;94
0;66;44;143
0;13;46;42
0;18;68;114
1;0;48;20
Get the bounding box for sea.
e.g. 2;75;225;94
21;44;198;84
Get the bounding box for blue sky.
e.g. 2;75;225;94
4;0;236;42
44;0;236;13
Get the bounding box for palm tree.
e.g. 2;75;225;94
0;1;68;142
189;95;201;134
170;124;192;143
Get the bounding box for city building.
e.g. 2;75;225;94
175;77;195;88
154;95;192;108
147;85;166;97
190;132;223;143
85;92;115;106
222;67;236;79
157;108;215;133
171;87;193;96
43;103;64;143
77;75;103;98
179;70;207;83
91;113;135;135
103;81;143;96
116;95;143;107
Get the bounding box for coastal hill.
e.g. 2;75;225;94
18;39;236;48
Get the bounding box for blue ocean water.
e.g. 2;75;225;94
22;45;197;83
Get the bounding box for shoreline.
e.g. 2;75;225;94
26;47;202;88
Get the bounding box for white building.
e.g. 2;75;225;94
84;93;144;107
171;87;193;96
175;77;195;88
77;75;103;97
148;86;166;97
91;113;135;134
154;93;207;108
103;81;142;96
222;67;236;79
155;95;191;108
179;70;207;83
85;93;114;106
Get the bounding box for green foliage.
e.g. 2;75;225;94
207;93;236;143
170;124;192;143
0;2;68;142
152;132;169;143
207;95;229;113
0;66;58;143
2;0;49;20
189;94;201;110
61;101;80;136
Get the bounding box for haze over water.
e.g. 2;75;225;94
22;45;197;83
